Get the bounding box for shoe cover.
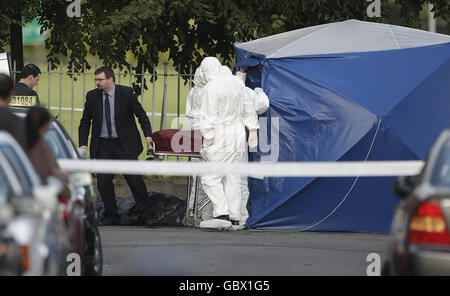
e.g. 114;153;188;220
231;224;244;231
199;219;232;230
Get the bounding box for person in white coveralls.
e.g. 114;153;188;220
198;57;259;230
235;68;270;228
185;67;210;218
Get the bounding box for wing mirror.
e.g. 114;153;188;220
10;197;41;217
33;183;60;211
0;204;14;226
394;176;416;198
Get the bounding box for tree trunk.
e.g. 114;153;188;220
10;13;23;80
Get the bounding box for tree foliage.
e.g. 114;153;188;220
0;0;448;92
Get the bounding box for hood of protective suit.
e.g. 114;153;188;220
186;67;207;127
200;57;222;82
221;66;232;76
193;67;207;89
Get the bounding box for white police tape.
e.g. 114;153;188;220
58;159;424;177
48;106;180;117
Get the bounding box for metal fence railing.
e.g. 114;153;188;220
12;61;194;139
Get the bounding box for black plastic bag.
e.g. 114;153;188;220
96;191;186;226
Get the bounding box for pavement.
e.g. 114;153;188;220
99;226;390;276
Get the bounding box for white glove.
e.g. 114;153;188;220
253;87;270;115
236;71;247;83
203;138;212;147
200;148;208;161
254;87;264;95
248;129;258;149
200;138;213;160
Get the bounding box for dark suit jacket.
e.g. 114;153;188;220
14;82;40;105
0;107;27;150
78;85;152;159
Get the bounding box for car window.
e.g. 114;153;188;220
430;141;450;189
44;128;73;159
52;122;79;159
0;165;11;206
0;144;34;193
66;137;79;158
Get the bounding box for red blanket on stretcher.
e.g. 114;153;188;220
152;129;203;153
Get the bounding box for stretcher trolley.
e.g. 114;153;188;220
147;129;206;226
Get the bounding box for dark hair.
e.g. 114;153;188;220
26;106;50;149
0;73;14;100
20;64;41;79
95;66;115;82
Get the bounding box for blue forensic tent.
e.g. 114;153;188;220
234;19;450;233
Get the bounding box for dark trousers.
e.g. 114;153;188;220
96;138;149;218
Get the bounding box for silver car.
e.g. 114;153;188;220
45;120;103;275
384;129;450;275
0;158;22;275
0;132;70;275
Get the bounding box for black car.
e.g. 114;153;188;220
11;107;102;276
383;129;450;276
44;118;103;276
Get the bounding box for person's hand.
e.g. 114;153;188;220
200;148;208;161
203;138;212;147
236;71;247;83
254;87;264;95
79;146;87;157
248;129;258;149
146;137;153;147
78;146;87;156
200;138;212;160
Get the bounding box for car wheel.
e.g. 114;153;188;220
83;226;102;276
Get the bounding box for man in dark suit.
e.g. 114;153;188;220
79;66;153;225
0;73;27;150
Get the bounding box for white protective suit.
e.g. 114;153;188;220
186;67;206;130
236;70;270;226
185;67;210;216
199;57;259;223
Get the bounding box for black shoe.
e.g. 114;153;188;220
99;216;120;226
215;215;230;221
